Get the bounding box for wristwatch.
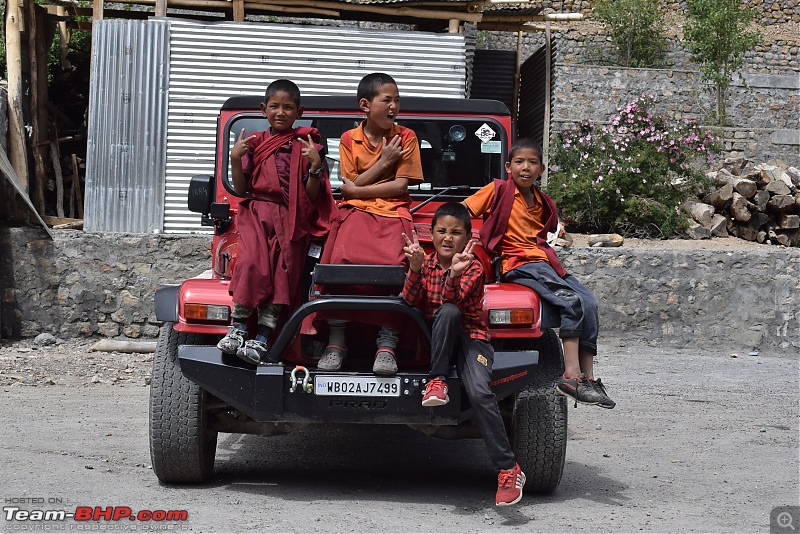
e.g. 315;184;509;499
309;166;323;177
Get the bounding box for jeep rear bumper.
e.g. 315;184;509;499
178;346;539;425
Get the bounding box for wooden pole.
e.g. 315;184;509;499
56;5;73;70
5;0;30;198
50;138;65;218
28;0;50;215
155;0;167;17
542;22;552;188
233;0;245;21
512;30;522;121
448;19;460;33
71;154;84;218
93;0;104;21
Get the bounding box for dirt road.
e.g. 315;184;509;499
1;339;797;533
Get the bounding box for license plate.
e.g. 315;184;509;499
314;376;401;397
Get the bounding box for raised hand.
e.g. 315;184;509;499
450;239;476;277
298;134;322;172
402;230;424;273
231;129;256;160
380;135;412;166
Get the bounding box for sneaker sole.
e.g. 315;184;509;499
554;385;600;405
421;396;449;407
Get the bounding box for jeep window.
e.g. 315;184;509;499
223;115;507;197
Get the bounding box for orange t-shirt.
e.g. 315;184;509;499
464;182;549;274
339;122;423;219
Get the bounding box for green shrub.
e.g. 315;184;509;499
593;0;669;68
546;95;720;238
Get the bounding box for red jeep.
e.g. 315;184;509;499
150;96;567;492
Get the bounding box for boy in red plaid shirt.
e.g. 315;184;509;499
401;202;525;506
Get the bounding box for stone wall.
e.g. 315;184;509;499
549;64;800;164
1;227;797;356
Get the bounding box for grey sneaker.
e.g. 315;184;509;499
236;339;271;365
589;377;616;409
373;348;398;376
217;325;247;354
555;373;606;407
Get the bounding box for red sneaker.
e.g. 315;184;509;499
496;463;526;506
421;378;449;407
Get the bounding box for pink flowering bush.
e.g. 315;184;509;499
546;95;720;238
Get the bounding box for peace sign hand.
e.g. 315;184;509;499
450;239;476;277
402;230;424;273
232;129;256;160
298;134;322;172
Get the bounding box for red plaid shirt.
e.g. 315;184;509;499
402;252;489;342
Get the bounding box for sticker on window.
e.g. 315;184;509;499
475;123;496;143
480;140;502;153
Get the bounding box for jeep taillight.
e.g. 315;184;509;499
184;303;230;324
488;309;534;326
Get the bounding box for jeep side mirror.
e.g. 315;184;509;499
188;175;214;214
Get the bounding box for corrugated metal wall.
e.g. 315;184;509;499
469;49;517;112
518;42;556;148
84;20;169;233
84;19;468;234
165;19;468;233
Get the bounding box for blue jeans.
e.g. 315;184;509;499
503;262;600;356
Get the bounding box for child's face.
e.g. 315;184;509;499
505;147;545;191
260;91;303;132
432;215;469;265
359;83;400;131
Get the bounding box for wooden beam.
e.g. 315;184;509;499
155;0;167;17
71;154;84;219
250;0;483;23
542;22;551;187
5;0;29;196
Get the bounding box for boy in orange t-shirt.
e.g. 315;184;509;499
464;138;615;409
317;72;424;375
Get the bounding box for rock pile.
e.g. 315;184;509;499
684;158;800;246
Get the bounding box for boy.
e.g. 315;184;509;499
402;202;526;506
315;72;424;375
217;79;335;365
464;138;615;409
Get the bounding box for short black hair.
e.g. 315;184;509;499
509;138;543;161
431;202;472;233
357;72;398;102
265;79;301;106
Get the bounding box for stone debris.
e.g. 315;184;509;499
686;158;800;246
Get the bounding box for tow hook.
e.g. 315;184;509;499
289;366;312;394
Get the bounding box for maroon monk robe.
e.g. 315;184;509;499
229;127;335;311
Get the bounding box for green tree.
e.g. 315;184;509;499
683;0;762;125
593;0;669;68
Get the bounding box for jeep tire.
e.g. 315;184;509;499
509;328;568;493
149;322;218;483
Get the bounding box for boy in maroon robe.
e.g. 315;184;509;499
218;79;335;365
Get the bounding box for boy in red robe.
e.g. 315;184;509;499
218;79;335;365
316;72;424;375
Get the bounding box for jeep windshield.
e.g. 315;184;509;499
222;114;508;198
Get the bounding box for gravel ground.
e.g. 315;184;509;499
0;336;797;533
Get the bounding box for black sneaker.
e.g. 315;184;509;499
555;373;606;407
217;325;247;354
589;377;616;409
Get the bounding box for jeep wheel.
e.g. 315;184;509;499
510;328;568;493
149;323;218;483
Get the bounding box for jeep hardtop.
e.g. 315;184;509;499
150;95;567;492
